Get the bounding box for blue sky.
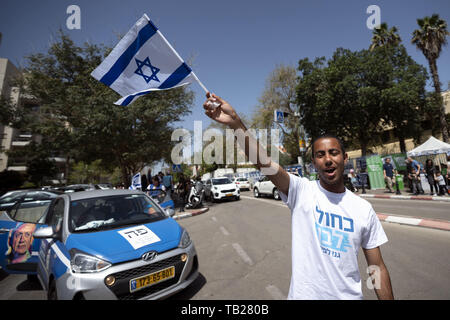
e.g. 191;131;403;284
1;0;449;133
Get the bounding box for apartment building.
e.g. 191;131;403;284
0;58;67;184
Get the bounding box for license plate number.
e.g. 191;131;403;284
226;193;233;197
129;266;175;292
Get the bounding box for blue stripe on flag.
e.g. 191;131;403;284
100;21;158;87
119;91;149;106
158;63;192;89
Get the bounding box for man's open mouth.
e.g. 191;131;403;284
324;167;336;177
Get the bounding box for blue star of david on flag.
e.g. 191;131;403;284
135;57;160;84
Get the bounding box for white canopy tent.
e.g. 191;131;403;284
407;136;450;157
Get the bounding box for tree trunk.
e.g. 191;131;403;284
429;59;449;142
394;129;407;154
399;137;406;154
360;140;368;157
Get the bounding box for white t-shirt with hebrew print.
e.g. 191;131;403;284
279;174;388;300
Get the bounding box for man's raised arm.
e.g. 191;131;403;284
203;93;290;196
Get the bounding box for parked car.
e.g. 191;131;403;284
253;176;281;200
204;177;240;202
61;184;98;193
233;177;250;191
0;189;197;300
0;189;61;213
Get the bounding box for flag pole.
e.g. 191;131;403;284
143;13;209;94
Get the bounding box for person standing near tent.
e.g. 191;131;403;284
406;157;424;194
382;158;396;193
425;159;438;196
203;92;394;300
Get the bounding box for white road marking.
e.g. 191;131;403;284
265;285;286;300
211;216;218;222
220;226;230;236
385;216;422;225
232;243;254;266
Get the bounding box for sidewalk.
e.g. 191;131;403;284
355;188;450;231
172;206;209;220
355;188;450;202
376;213;450;231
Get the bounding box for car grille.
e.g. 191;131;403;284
106;254;186;300
220;189;235;193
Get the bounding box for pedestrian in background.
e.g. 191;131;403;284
177;173;187;212
409;168;421;195
348;169;358;192
382;158;396;193
406;157;424;195
425;159;438;196
162;172;173;196
435;171;448;196
446;155;450;186
147;176;166;198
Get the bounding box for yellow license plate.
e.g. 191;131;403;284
226;193;233;197
129;266;175;293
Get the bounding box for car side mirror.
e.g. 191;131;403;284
165;208;175;217
33;226;57;239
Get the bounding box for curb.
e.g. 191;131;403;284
360;194;450;202
173;207;209;220
376;213;450;231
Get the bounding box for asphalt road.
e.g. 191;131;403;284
365;197;450;221
171;193;450;300
1;191;449;300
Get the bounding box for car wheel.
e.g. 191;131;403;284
235;195;240;201
273;188;281;200
254;188;260;198
48;279;57;300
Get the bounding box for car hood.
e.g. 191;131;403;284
65;218;182;264
213;183;237;190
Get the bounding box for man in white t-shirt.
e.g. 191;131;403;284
203;93;394;300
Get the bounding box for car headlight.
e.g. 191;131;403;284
213;186;218;190
178;229;192;249
70;250;111;273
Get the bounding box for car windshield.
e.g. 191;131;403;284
0;191;27;204
212;178;232;185
9;199;53;223
69;194;166;233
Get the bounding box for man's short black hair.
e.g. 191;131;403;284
311;134;346;158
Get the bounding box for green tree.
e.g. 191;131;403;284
369;22;402;51
26;155;57;187
297;49;393;156
69;160;110;184
412;14;450;142
14;31;194;187
251;65;300;164
378;45;428;153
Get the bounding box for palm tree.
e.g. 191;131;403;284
412;14;450;142
370;22;402;51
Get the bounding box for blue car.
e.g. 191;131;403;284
0;190;61;276
0;189;198;300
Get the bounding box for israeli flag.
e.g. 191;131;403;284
91;14;196;106
130;172;142;190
